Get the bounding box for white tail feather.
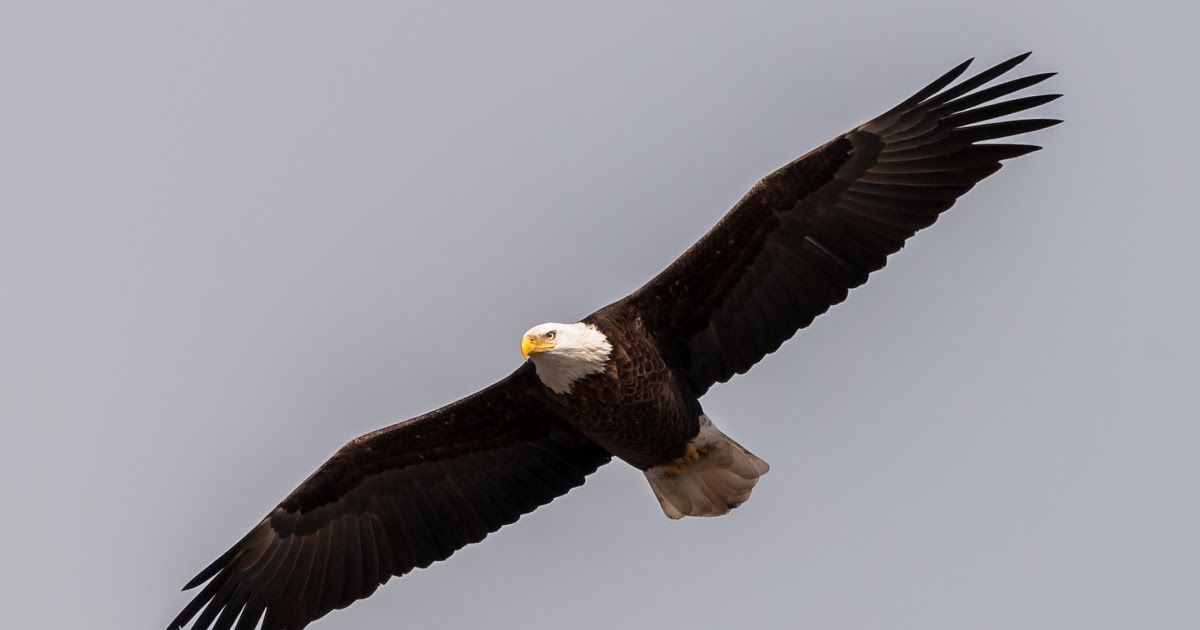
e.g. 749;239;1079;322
644;415;769;519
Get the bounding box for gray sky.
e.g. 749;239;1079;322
3;2;1197;629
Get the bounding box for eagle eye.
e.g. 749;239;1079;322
546;330;556;340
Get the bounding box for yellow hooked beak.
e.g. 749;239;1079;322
522;335;555;360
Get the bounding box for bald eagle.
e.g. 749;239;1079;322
169;54;1060;630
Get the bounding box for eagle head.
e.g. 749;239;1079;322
521;322;613;394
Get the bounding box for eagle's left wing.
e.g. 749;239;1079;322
169;363;610;630
619;53;1060;396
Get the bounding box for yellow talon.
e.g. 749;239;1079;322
663;463;689;476
662;443;708;475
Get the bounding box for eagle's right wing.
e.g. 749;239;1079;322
169;363;611;630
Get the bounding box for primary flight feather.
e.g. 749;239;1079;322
169;53;1060;630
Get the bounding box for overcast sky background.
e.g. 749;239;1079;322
3;2;1197;629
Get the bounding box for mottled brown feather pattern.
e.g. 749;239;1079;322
554;309;701;469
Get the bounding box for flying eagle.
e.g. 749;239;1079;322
170;54;1060;630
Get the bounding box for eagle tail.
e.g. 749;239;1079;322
644;415;769;519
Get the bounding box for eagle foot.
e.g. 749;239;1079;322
663;443;710;475
662;463;688;476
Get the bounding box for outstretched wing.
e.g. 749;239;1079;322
622;53;1061;396
169;363;611;630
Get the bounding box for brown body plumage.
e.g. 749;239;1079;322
563;307;702;470
170;53;1060;630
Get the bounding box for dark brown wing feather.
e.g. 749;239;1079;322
168;363;610;630
622;53;1061;396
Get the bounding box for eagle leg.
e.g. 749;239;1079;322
662;443;709;475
